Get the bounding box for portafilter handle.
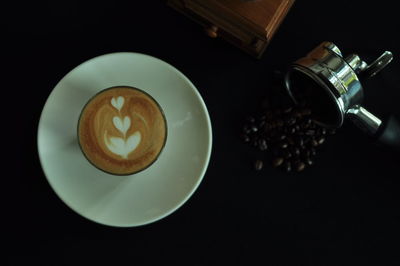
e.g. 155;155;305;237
347;106;400;152
345;51;393;77
345;51;400;151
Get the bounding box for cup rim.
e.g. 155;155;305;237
77;85;168;176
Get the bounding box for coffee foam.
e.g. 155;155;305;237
78;86;167;175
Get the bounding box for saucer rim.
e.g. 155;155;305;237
37;52;213;227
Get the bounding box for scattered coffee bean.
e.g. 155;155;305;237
251;125;259;133
280;142;289;149
241;134;250;143
283;107;293;113
241;88;337;173
295;161;306;172
305;158;314;166
272;157;284;167
254;160;264;171
284;150;292;159
258;139;268;151
292;147;301;157
284;161;292;172
311;139;319;147
246;116;256;124
288;126;296;134
305;129;315;136
295;136;304;147
286;117;296;126
243;125;251;134
251;138;259;147
328;129;336;135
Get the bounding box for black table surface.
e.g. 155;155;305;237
5;1;400;265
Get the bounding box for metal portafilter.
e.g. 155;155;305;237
285;41;400;151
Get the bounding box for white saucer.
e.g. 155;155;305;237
37;52;212;227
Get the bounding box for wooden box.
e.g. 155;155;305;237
167;0;295;58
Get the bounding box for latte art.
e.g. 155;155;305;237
78;86;167;175
105;96;141;159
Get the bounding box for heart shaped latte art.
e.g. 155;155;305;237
104;131;141;159
111;96;124;111
113;116;131;135
104;95;142;159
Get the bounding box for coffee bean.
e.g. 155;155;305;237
258;139;268;151
301;148;310;158
328;129;336;135
251;138;259;147
243;125;251;134
293;110;302;118
311;139;319;147
286;117;296;126
251;125;259;133
303;136;311;144
295;136;304;147
259;112;269;121
283;107;293;114
296;130;304;136
292;147;301;157
246;116;256;124
272;157;284;167
280;142;289;149
288;126;296;134
284;150;292;159
241;92;335;174
305;129;316;136
284;161;292;172
254;160;263;171
295;161;306;172
305;158;314;166
241;134;250;143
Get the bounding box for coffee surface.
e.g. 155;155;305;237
78;86;167;175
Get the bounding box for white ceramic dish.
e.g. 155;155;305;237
37;52;212;227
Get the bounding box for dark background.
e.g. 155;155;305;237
5;1;400;265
